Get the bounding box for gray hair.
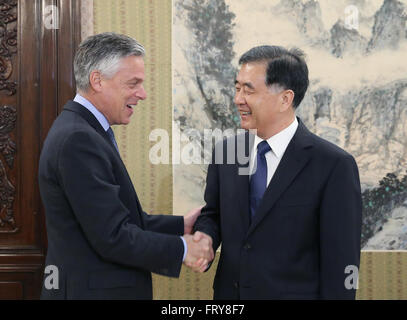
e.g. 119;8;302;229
74;32;145;92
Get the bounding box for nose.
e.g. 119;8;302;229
136;85;147;100
234;89;245;106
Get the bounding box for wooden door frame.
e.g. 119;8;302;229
0;0;81;299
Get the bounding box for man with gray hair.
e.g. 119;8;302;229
38;32;213;299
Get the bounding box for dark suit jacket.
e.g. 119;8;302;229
39;101;184;299
194;118;362;300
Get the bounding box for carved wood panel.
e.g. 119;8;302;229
0;0;81;299
0;0;17;233
0;0;17;96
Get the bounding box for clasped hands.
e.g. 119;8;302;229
183;207;214;273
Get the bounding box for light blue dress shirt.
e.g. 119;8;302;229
73;94;187;262
74;94;110;131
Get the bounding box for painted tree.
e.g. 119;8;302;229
175;0;240;131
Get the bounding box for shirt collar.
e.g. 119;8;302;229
254;117;298;159
73;94;110;131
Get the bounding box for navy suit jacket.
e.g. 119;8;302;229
194;118;362;299
39;101;184;299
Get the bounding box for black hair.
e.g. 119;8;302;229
239;45;309;108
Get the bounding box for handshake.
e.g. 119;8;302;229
182;207;215;273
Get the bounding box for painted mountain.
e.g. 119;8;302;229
173;0;407;250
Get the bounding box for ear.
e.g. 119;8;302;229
89;71;103;92
279;89;294;112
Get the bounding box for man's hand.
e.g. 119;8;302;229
193;231;214;272
183;232;214;273
184;206;203;234
193;231;212;247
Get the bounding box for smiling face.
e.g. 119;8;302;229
234;62;294;139
96;55;147;126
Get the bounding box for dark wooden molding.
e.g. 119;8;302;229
0;0;17;234
0;0;82;299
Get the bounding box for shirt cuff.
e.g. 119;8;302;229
180;236;187;262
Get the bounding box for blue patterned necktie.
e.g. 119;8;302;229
249;140;271;219
107;127;119;153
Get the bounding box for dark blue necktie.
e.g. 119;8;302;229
107;127;119;153
249;140;271;219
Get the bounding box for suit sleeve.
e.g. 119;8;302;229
193;147;222;259
57;131;184;277
319;154;362;299
141;211;184;235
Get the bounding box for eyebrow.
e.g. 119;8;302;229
235;80;254;90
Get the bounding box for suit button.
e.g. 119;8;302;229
234;281;239;289
244;243;251;250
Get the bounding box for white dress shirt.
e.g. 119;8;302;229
249;117;299;186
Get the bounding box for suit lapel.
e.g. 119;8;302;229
64;101;112;143
247;119;314;237
63;101;139;195
63;101;145;226
64;101;128;158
